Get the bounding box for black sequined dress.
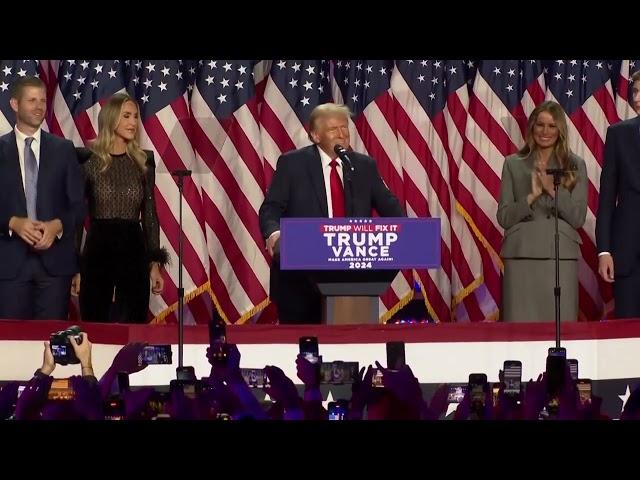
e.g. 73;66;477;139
79;152;168;323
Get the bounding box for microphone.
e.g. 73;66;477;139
333;144;355;172
171;169;192;177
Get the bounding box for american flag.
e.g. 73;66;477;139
48;60;125;142
391;60;497;322
49;59;210;324
460;60;546;320
259;60;332;181
545;59;618;320
189;60;271;323
331;60;414;321
4;58;638;324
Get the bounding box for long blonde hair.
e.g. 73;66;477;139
518;100;576;191
90;92;147;173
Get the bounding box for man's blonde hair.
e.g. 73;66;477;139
307;103;351;141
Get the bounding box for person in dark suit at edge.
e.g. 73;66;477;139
596;70;640;319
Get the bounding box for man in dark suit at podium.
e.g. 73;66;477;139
596;70;640;319
259;103;404;324
0;76;84;320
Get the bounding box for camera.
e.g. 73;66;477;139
50;325;83;365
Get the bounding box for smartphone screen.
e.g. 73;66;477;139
48;378;75;401
371;368;385;388
386;341;406;370
492;382;501;407
147;391;169;418
176;366;197;381
503;360;522;398
568;359;578;381
447;384;468;403
138;345;173;365
548;347;567;358
546;348;566;397
468;373;487;419
240;368;271;388
170;379;201;400
299;336;319;364
577;379;592;406
182;383;197;400
468;373;487;405
320;361;359;384
328;400;348;420
104;398;125;420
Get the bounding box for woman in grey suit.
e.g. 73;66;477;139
497;101;587;322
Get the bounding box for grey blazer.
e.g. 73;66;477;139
497;152;588;259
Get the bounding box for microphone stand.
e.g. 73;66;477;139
334;145;355;216
171;169;191;374
547;168;564;348
343;162;354;217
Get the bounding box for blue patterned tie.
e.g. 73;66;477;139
24;137;38;220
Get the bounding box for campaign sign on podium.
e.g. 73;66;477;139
279;217;440;324
280;217;440;271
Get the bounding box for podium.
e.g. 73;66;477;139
309;269;398;324
280;217;440;325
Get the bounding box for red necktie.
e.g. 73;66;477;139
329;159;345;217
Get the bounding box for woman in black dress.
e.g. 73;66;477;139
72;93;169;323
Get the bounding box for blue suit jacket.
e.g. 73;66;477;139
0;130;85;279
596;116;640;276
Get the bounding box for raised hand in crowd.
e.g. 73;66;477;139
296;354;325;420
522;374;547;420
264;365;303;420
207;343;266;420
423;382;449;420
98;342;147;400
349;365;374;420
374;361;424;419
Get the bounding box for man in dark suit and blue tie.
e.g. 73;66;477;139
0;76;84;320
259;103;404;324
596;70;640;319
